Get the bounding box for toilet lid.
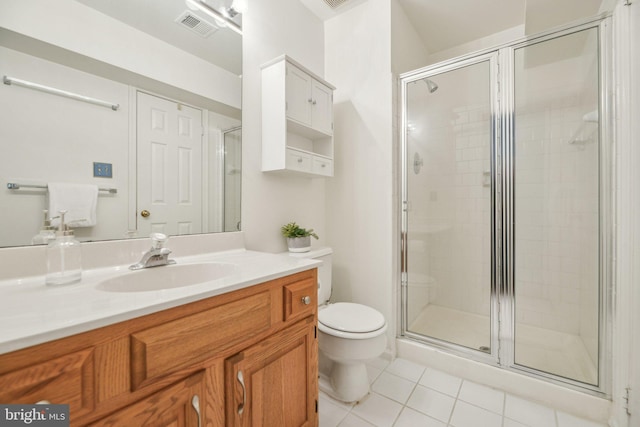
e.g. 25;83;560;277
319;302;385;333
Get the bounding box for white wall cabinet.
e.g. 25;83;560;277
262;55;335;177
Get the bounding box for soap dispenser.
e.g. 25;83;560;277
46;210;82;286
31;210;56;245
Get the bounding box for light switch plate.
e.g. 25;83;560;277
93;162;113;178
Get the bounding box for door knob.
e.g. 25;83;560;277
140;210;151;218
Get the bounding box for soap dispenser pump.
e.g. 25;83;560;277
46;210;82;286
31;210;57;245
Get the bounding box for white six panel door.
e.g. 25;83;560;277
137;92;203;237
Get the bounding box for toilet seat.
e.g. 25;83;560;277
319;302;387;339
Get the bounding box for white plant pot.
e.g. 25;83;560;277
287;236;311;253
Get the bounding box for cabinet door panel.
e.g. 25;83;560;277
0;348;94;418
286;64;313;126
226;318;317;427
310;81;333;135
90;371;205;427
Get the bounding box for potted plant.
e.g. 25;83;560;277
281;222;318;253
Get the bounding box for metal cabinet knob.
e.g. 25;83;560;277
301;296;311;305
140;209;151;218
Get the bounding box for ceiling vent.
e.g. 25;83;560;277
300;0;367;21
322;0;349;8
175;10;218;38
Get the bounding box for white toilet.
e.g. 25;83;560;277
291;247;387;403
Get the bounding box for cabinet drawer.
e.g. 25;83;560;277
0;348;94;417
284;278;317;321
286;149;312;173
311;157;333;176
130;291;272;390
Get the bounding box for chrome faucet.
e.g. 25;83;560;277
129;233;176;270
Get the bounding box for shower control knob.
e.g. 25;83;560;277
301;296;311;305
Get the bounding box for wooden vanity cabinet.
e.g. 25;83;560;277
0;269;319;427
225;317;317;427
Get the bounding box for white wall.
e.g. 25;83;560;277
612;0;640;425
324;0;395;344
241;0;327;252
391;0;429;75
0;47;130;246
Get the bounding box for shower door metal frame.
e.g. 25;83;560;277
399;15;613;396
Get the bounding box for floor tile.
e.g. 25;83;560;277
504;394;557;427
503;418;530;427
393;407;447;427
556;411;607;427
338;413;375;427
371;371;416;404
457;380;505;414
449;400;503;427
319;358;605;427
419;367;463;397
385;358;425;382
350;392;403;427
406;384;456;423
319;394;350;427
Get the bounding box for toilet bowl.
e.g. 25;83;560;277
288;248;387;403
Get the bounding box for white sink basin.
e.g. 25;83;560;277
96;262;237;292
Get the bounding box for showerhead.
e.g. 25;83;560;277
412;77;438;93
423;78;438;93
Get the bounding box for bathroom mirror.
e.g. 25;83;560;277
0;0;242;248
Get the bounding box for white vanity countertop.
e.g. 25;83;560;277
0;249;320;355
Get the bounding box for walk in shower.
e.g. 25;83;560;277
400;17;611;394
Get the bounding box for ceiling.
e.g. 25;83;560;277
76;0;242;75
396;0;612;55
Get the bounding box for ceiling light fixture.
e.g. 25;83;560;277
185;0;242;35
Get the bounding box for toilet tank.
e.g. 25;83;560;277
288;247;333;304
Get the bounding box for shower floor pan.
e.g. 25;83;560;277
408;304;597;385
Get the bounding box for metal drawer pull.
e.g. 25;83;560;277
191;395;201;427
302;296;311;305
35;400;51;405
237;370;246;415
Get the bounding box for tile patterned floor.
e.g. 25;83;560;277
319;357;607;427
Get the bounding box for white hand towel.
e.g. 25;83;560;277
48;182;98;228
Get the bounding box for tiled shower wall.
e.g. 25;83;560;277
407;92;599;365
514;100;599;363
407;101;492;323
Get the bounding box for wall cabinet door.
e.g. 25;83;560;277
90;371;206;427
286;64;313;126
225;318;318;427
286;63;333;136
310;79;333;135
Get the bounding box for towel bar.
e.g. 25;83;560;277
7;183;117;194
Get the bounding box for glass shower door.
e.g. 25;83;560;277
403;55;496;354
512;27;601;386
